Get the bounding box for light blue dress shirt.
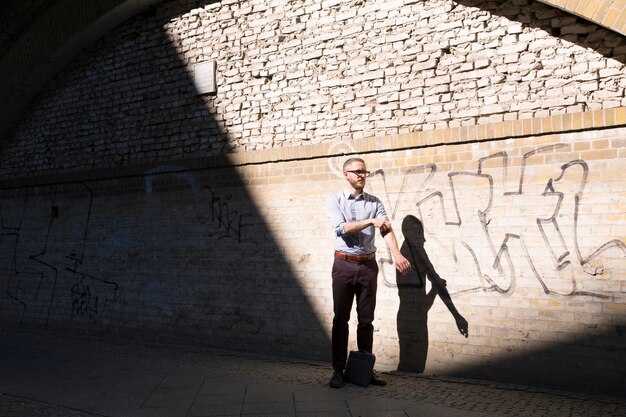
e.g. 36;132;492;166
327;190;390;255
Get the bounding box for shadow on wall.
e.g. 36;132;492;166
396;215;468;373
0;0;331;360
396;215;626;398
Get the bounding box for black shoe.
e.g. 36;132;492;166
370;370;387;386
329;370;345;388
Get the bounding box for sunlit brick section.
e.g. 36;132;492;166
539;0;626;36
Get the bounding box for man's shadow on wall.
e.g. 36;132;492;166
396;215;468;372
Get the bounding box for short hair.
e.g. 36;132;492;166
343;157;365;172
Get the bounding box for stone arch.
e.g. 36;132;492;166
538;0;626;36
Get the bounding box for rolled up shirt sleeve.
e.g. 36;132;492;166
374;198;389;221
327;194;348;237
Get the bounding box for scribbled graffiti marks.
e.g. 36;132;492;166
145;167;252;244
0;194;60;325
195;186;246;242
369;145;625;298
327;141;356;178
0;183;121;326
69;274;118;324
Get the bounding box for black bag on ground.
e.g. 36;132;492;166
344;350;375;387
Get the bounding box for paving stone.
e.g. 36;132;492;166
0;330;625;417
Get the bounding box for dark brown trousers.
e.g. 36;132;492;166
331;257;378;371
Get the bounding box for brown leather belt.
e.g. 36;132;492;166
334;251;376;262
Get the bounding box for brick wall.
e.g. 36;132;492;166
0;0;625;395
3;0;626;178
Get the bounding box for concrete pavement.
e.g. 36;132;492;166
0;329;624;417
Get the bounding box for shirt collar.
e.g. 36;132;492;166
343;190;366;200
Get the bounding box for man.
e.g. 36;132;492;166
326;157;411;388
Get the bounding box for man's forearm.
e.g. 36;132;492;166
384;229;412;275
383;230;402;258
342;219;373;234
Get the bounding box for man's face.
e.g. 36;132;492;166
344;161;368;191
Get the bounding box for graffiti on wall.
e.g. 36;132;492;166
330;143;625;298
69;275;118;323
1;140;623;329
145;166;251;243
327;141;356;178
64;184;119;324
0;183;118;326
0;194;44;323
0;165;254;328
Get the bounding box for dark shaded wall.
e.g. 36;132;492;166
0;0;330;360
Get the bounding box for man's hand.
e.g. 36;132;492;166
371;218;391;232
394;253;411;276
376;220;411;275
343;218;391;235
372;219;393;237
